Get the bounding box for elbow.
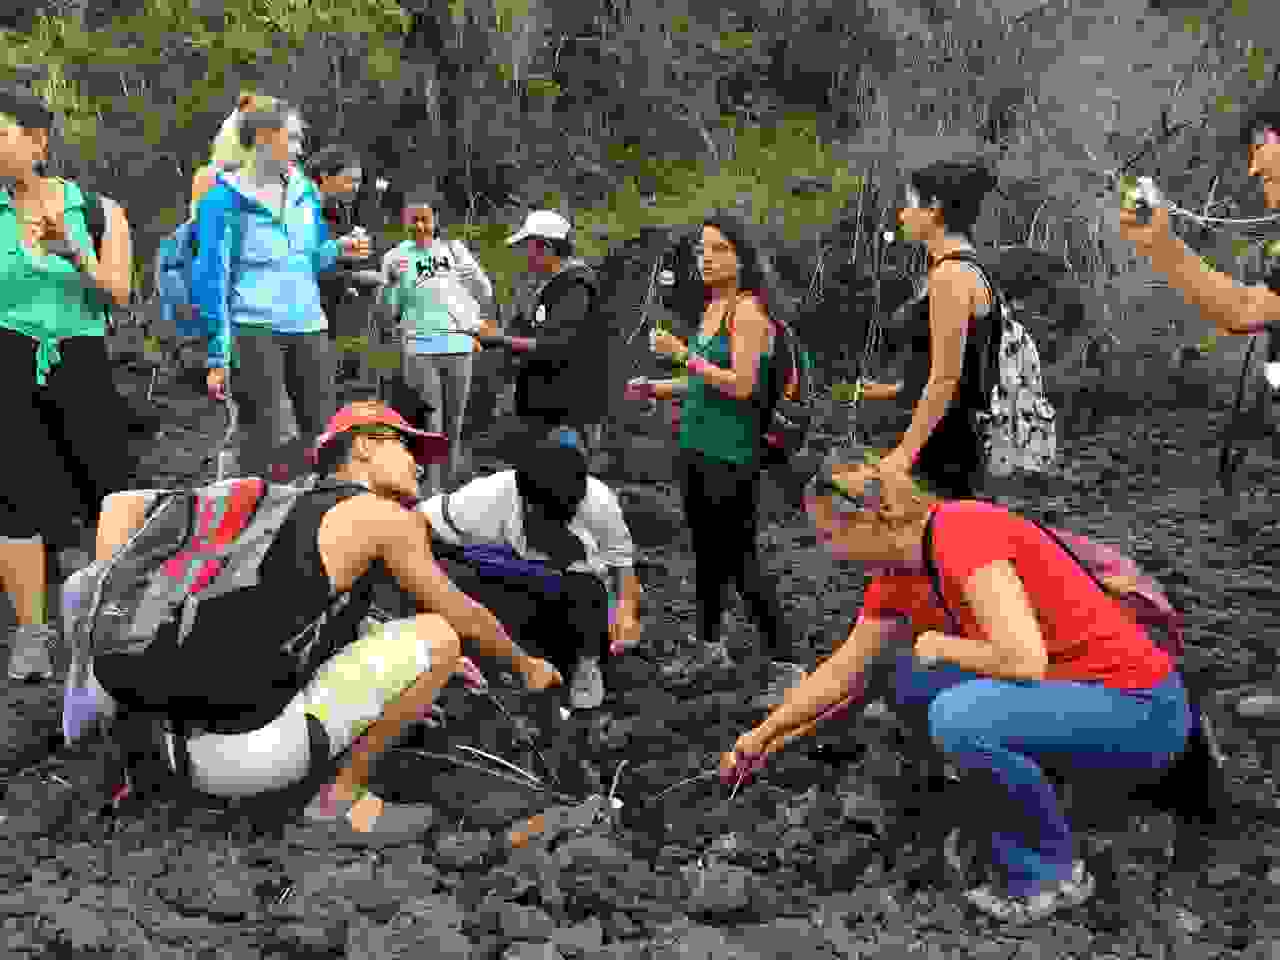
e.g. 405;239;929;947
1007;653;1048;681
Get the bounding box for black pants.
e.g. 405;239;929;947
0;330;134;544
437;554;609;681
677;447;790;654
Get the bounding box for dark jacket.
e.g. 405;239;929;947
317;197;379;323
514;260;610;425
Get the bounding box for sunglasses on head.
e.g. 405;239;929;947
803;463;882;516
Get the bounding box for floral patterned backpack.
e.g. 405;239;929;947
938;251;1058;477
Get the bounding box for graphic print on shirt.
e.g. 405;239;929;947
414;254;454;289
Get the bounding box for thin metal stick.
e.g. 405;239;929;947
454;744;541;786
650;770;718;803
477;690;557;786
607;759;627;808
396;749;581;804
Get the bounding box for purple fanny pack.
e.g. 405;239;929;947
453;543;618;623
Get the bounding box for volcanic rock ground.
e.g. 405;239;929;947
1;361;1279;958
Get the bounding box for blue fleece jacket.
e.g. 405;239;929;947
191;170;341;369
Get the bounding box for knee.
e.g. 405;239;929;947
414;613;461;665
927;683;997;754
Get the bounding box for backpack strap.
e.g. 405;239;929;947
926;250;1006;403
921;507;962;635
80;188;106;257
1027;521;1112;598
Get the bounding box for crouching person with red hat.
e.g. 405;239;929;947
62;400;561;839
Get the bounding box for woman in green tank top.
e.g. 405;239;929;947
643;215;795;668
0;84;136;684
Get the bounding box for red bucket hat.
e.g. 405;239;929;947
309;400;449;467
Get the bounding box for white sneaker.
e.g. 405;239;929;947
964;859;1096;925
570;656;605;710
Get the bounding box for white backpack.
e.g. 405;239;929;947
943;252;1058;477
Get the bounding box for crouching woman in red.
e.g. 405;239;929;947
721;462;1190;925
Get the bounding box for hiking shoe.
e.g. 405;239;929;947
964;860;1096;925
8;624;57;683
570;656;605;710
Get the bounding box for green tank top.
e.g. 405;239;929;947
0;179;106;385
678;298;772;466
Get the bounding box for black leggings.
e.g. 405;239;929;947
436;556;609;680
0;330;134;544
677;448;789;653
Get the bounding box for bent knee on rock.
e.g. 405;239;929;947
414;612;461;663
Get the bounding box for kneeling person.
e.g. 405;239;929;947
73;401;561;835
417;427;642;710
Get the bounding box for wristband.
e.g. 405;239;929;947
687;355;712;377
509;336;534;354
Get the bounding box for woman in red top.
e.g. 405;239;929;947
721;461;1190;924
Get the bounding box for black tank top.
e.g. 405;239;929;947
904;255;991;490
98;482;388;734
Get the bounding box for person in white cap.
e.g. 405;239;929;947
482;210;611;466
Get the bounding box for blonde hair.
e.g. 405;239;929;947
829;453;940;539
834;457;1139;599
191;94;277;217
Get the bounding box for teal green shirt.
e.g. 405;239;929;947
380;238;485;356
0;179;106;385
678;319;772;467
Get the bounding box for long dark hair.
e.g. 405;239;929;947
0;84;55;175
700;213;782;319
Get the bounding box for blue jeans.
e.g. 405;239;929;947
893;654;1191;896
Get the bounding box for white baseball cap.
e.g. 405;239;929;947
506;210;572;246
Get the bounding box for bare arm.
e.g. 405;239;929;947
896;263;973;462
687;295;770;400
648;378;690;400
861;381;903;401
750;615;900;745
376;499;529;669
1149;235;1280;336
924;561;1048;681
615;569;643;620
92;200;132;307
96;490;164;561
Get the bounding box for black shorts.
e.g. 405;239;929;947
0;329;135;543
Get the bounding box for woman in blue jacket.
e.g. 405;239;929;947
191;98;370;481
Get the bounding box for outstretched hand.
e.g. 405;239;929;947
519;656;563;692
206;368;228;403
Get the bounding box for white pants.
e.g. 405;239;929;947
87;617;436;798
